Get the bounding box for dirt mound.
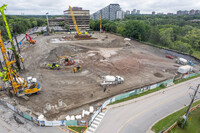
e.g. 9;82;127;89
43;45;89;63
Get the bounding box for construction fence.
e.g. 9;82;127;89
89;71;200;126
89;78;175;125
0;74;199;127
0;98;79;127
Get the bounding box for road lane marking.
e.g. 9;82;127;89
117;90;188;133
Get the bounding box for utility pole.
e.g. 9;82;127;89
46;12;50;34
100;13;102;33
182;84;200;127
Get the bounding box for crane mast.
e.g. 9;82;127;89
0;31;20;94
69;5;81;35
0;4;21;70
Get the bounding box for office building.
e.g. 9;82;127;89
64;7;90;31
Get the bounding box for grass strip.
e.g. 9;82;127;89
174;74;200;84
151;100;200;133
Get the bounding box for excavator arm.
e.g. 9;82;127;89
25;33;32;41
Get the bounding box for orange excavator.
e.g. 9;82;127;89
25;33;36;44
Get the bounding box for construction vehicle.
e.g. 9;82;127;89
25;33;36;44
0;4;21;71
73;65;81;73
0;67;17;82
69;6;92;39
46;63;61;70
176;57;188;65
178;65;193;74
0;31;41;97
58;56;75;66
100;75;124;87
188;61;194;66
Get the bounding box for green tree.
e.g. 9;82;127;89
59;21;65;26
159;28;173;47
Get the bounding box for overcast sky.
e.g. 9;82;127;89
1;0;200;15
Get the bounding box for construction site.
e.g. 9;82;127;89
0;4;200;124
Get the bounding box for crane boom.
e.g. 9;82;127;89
69;6;81;35
0;31;19;94
0;4;21;70
0;5;13;45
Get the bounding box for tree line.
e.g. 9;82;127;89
90;15;200;58
0;15;46;41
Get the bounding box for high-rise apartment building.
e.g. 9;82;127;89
125;10;130;15
136;10;140;14
116;10;125;19
90;4;121;21
177;9;200;15
131;9;136;14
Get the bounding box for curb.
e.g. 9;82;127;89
147;100;200;133
107;76;200;110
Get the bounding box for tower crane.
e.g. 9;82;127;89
69;5;81;35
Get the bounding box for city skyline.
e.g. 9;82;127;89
0;0;200;15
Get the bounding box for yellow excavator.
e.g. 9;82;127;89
0;31;41;97
73;65;81;73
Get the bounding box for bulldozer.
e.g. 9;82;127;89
46;63;60;70
73;65;81;73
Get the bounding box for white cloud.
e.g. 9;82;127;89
0;0;200;15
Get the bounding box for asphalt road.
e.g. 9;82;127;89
96;77;200;133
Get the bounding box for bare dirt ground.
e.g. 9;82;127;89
2;32;179;120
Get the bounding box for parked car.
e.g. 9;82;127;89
166;55;174;59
